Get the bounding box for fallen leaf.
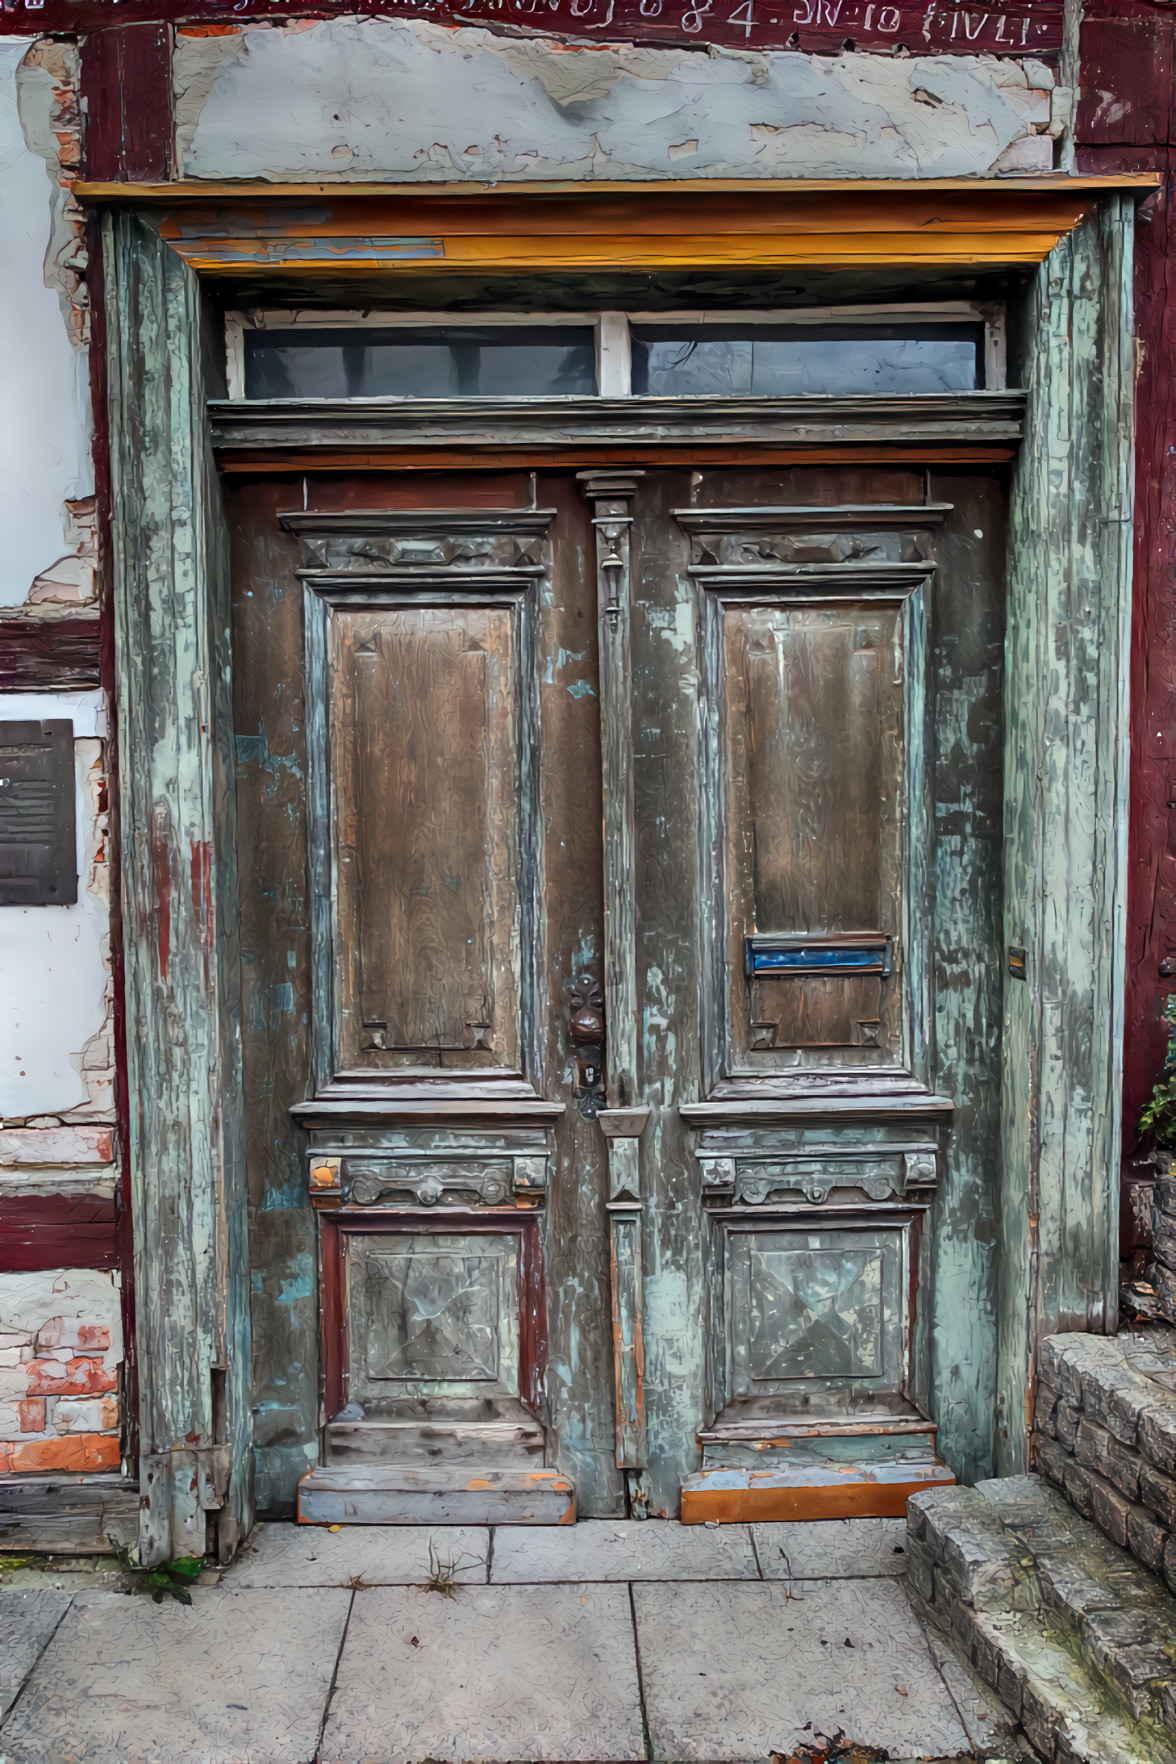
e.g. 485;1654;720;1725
328;1524;343;1533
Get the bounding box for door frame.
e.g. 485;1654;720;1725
98;181;1137;1559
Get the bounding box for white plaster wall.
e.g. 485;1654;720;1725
0;691;110;1121
0;38;92;609
177;18;1053;183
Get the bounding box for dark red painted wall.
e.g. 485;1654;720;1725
0;0;1064;57
1076;3;1176;1248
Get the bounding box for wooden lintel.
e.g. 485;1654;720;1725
69;175;1158;280
216;448;1016;476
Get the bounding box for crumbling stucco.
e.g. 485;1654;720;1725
0;40;92;611
26;497;97;616
13;38;87;344
176;17;1057;182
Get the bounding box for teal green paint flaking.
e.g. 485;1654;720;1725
104;212;253;1564
997;197;1134;1474
928;478;1008;1486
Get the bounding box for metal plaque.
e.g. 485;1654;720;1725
0;720;77;906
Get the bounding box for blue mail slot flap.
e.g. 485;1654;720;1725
745;934;892;978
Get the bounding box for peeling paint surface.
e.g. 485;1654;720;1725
0;40;91;609
0;691;112;1125
178;18;1052;183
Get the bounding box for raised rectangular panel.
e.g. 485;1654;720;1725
721;603;905;1068
347;1232;521;1404
726;1223;907;1402
330;604;521;1073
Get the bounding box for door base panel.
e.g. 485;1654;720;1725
297;1463;576;1525
325;1414;547;1469
679;1452;954;1524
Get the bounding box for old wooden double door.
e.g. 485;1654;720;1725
230;461;1005;1521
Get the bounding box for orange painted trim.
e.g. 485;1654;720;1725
679;1474;952;1525
0;1432;122;1474
216;446;1017;475
74;175;1164;202
182;242;1068;274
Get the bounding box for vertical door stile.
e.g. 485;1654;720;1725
578;472;649;1484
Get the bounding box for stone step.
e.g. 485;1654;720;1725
908;1474;1176;1763
297;1463;576;1526
1034;1326;1176;1585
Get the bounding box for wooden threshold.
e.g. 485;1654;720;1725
297;1464;576;1526
680;1457;955;1524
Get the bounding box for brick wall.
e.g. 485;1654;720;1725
0;1269;122;1474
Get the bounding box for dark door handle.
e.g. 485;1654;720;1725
567;972;606;1117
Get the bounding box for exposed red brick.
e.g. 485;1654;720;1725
0;1433;120;1474
24;1356;117;1396
16;1399;46;1434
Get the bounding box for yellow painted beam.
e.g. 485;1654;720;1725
176;233;1081;271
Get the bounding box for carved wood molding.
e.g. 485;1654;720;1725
673;504;954;533
212;393;1027;456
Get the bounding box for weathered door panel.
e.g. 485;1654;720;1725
230;472;620;1517
722;601;905;1066
330;604;522;1075
627;467;1003;1514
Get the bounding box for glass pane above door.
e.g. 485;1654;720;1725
630;324;983;395
244;325;598;397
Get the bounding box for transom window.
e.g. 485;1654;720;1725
226;305;1004;399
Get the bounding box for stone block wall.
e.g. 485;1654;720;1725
1033;1329;1176;1587
909;1476;1176;1761
1153;1165;1176;1323
0;1269;122;1474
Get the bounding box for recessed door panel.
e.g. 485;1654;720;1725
726;1222;907;1401
721;601;906;1070
331;604;521;1073
348;1231;522;1403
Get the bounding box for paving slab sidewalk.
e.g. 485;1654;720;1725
0;1585;350;1764
0;1519;998;1762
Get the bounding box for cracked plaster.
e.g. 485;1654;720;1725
177;16;1054;182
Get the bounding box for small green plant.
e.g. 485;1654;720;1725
105;1534;204;1605
1140;996;1176;1150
